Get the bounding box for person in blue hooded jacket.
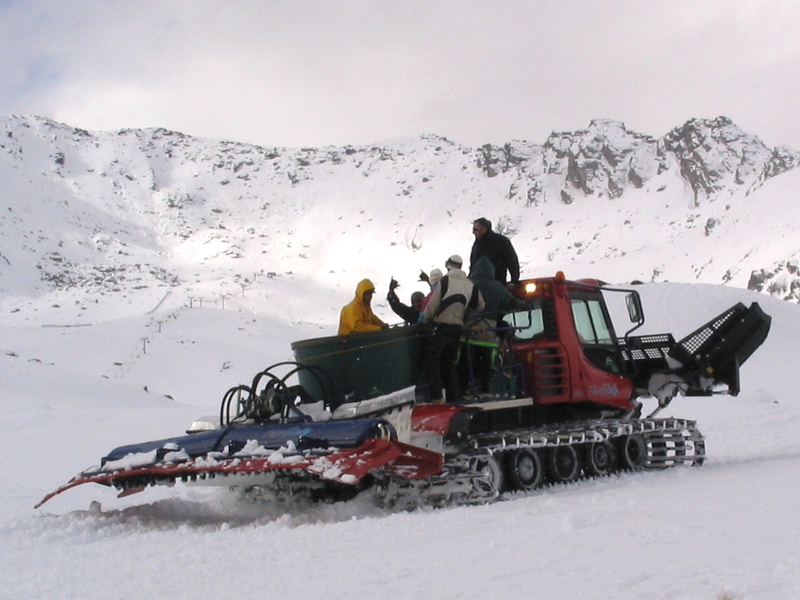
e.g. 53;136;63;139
468;256;525;330
466;256;526;393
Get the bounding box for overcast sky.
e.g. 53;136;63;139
2;0;799;149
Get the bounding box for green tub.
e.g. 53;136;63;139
291;325;427;408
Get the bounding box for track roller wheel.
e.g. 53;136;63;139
618;434;647;470
506;448;544;491
469;453;505;493
546;444;581;483
585;440;618;477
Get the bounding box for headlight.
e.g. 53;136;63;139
372;421;396;441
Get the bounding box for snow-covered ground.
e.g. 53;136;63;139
2;280;800;600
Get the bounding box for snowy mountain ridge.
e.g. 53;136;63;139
2;113;800;327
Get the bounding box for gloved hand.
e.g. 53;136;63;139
389;278;400;291
418;270;430;284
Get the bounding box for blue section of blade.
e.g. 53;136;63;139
101;418;387;465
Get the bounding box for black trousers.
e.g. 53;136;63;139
426;323;463;402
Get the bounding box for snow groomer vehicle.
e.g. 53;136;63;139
38;272;771;509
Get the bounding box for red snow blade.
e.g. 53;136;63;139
305;438;442;482
382;440;444;479
35;438;443;508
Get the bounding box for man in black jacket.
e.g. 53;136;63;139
387;278;424;325
469;217;520;285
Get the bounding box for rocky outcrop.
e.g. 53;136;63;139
476;117;800;206
748;260;800;302
662;116;800;204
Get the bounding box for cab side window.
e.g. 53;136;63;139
510;306;545;340
571;299;613;345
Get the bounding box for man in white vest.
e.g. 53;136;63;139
423;254;485;403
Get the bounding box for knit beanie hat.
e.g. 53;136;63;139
445;254;463;270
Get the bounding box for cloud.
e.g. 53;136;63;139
2;0;800;148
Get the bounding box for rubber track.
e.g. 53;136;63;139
465;417;705;468
375;418;705;509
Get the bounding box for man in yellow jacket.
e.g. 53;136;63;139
338;279;389;335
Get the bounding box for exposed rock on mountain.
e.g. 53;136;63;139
478;117;799;206
662;116;800;204
749;261;800;303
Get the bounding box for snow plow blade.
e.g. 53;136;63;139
35;438;443;509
